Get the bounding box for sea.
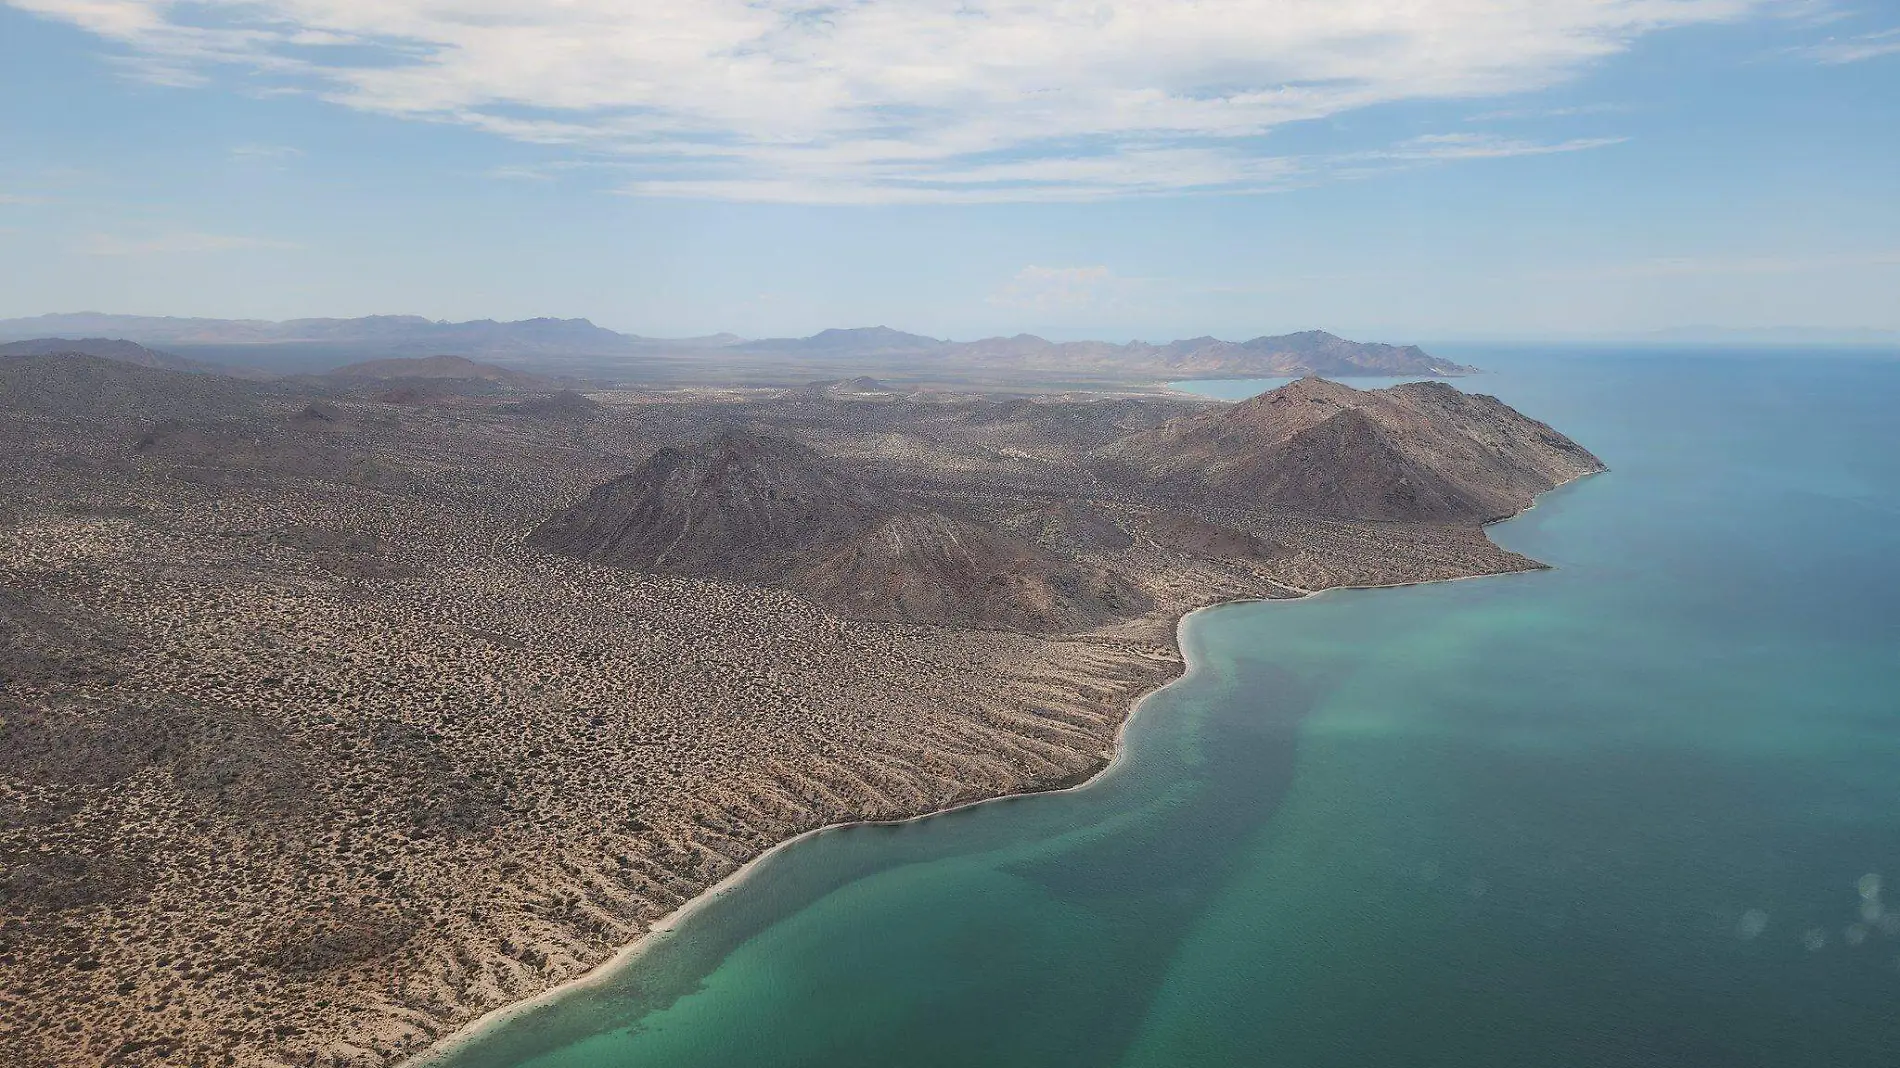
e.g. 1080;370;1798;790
426;346;1900;1068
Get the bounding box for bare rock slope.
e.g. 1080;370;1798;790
1103;377;1603;521
529;431;889;582
528;430;1145;631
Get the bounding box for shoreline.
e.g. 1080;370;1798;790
408;605;1217;1066
405;467;1602;1066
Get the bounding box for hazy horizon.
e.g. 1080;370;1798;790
3;310;1899;350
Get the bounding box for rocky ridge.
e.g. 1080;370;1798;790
1104;377;1603;521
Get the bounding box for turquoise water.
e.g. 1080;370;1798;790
432;348;1900;1068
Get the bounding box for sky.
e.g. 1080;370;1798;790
0;0;1896;342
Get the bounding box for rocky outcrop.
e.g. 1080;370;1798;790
1101;377;1603;522
530;430;1149;632
528;430;890;584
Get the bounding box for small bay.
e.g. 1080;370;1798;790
428;347;1900;1068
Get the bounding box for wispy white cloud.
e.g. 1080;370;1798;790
1793;27;1900;63
487;165;560;183
1466;102;1638;122
78;231;302;256
0;192;46;205
486;160;595;183
10;0;1786;202
1374;132;1630;161
1312;131;1627;183
619;146;1307;204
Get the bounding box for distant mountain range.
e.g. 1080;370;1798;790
0;313;737;355
0;313;1474;383
720;325;1474;376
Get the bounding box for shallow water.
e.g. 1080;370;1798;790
431;347;1900;1068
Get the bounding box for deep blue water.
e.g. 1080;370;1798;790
429;347;1900;1068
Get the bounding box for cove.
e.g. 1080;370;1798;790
425;347;1900;1068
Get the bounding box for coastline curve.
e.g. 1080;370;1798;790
406;467;1601;1067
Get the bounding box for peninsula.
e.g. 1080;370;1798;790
0;346;1599;1068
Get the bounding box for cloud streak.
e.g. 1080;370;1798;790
1793;27;1900;63
10;0;1780;201
1370;132;1630;162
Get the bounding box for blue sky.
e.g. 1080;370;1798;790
0;0;1895;341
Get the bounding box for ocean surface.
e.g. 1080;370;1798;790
429;347;1900;1068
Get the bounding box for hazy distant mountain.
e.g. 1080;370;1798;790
1090;330;1476;377
0;313;644;355
0;313;1470;381
726;327;1472;377
740;326;949;355
0;337;256;377
0;314;275;344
